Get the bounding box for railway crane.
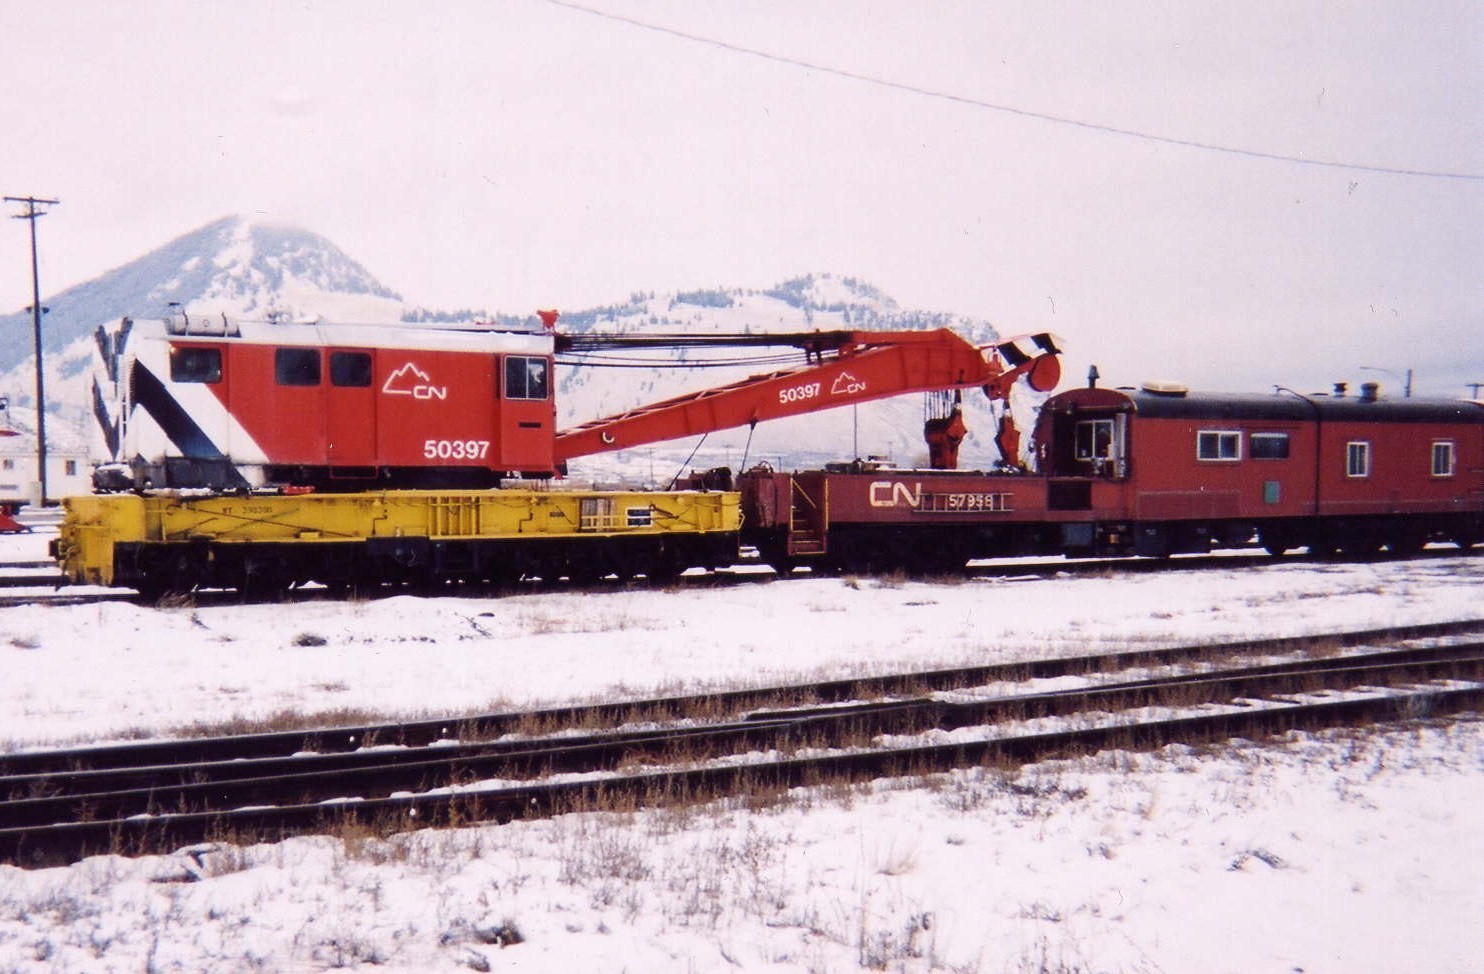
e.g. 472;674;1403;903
553;326;1063;471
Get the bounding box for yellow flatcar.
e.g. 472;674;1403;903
54;487;740;598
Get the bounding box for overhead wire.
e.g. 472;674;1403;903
544;0;1482;182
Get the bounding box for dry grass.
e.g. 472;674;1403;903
166;706;401;739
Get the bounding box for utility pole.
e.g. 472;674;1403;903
5;195;59;506
1469;381;1484;400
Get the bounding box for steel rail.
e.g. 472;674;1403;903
3;644;1481;853
6;619;1483;779
5;647;1483;831
2;681;1480;869
16;535;1479;605
9;638;1482;806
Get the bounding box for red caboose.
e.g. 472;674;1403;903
1035;382;1484;556
92;314;557;491
737;380;1484;572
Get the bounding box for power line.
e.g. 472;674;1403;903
545;0;1483;182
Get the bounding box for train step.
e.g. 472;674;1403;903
787;531;827;556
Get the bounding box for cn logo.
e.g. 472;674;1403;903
831;371;867;396
868;481;922;508
382;362;448;401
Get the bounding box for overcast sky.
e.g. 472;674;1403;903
2;1;1480;395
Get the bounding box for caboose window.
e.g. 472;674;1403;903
330;351;373;387
504;356;549;400
1074;419;1114;460
1197;430;1241;461
1250;432;1290;459
1432;440;1456;477
1346;441;1370;478
275;348;321;386
169;346;222;384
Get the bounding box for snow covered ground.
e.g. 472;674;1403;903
2;522;1482;972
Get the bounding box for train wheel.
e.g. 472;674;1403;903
1259;528;1293;557
756;540;797;576
135;581;188;605
767;556;798;576
1337;537;1383;557
566;563;606;585
1386;533;1427;557
482;568;522;592
133;554;197;604
240;571;289;602
644;556;685;582
906;554;967;577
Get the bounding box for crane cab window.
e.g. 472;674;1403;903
1197;430;1241;461
1346;441;1371;478
275;348;321;386
330;351;373;387
1432;440;1456;477
170;346;222;383
1250;432;1290;459
1074;419;1115;461
504;356;549;400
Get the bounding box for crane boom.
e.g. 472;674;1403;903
553;328;1061;467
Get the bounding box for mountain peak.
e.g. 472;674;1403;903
0;216;405;373
144;215;403;316
215;217;404;305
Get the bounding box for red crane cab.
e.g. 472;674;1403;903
92;314;557;491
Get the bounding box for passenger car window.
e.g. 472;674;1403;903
1250;432;1290;459
1431;441;1455;477
1197;431;1241;461
275;348;321;386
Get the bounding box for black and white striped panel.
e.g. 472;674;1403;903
993;332;1061;367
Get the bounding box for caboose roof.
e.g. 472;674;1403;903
1048;386;1484;425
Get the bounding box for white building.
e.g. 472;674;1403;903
0;397;93;505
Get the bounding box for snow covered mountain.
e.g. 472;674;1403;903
0;217;1031;477
0;216;405;373
0;216;411;437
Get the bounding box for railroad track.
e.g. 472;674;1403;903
2;543;1478;608
0;560;67;590
4;621;1483;868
